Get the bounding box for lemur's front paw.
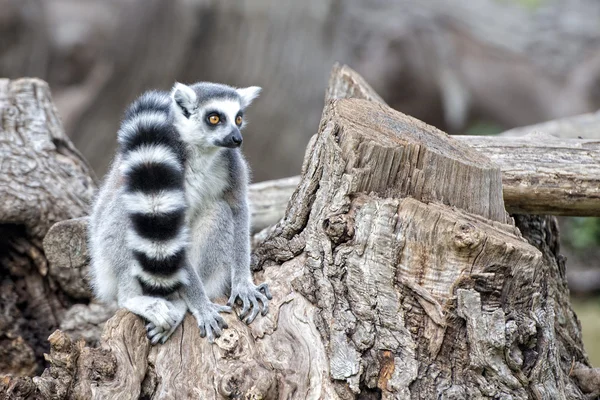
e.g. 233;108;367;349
191;302;231;343
227;281;272;324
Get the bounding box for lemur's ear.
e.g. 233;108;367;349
237;86;262;108
171;82;197;118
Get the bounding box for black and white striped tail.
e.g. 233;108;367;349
118;91;189;296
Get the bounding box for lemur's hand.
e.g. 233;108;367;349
228;281;272;324
190;302;231;343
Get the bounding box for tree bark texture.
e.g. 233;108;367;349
0;78;96;377
3;67;597;399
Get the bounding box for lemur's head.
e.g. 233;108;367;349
171;82;261;149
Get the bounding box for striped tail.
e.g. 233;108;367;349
117;91;189;296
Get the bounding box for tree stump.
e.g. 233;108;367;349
0;78;96;376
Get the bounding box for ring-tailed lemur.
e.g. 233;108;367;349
89;82;272;344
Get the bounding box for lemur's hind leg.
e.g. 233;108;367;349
117;277;187;344
188;201;235;299
145;295;187;344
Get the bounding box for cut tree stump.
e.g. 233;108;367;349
0;78;96;377
243;134;600;227
3;66;596;400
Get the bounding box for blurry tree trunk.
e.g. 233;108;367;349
3;68;597;400
0;79;96;377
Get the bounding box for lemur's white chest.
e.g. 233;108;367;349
184;149;229;220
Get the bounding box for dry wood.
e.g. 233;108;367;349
0;78;96;377
457;133;600;216
250;98;589;398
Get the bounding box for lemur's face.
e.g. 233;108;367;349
171;82;261;149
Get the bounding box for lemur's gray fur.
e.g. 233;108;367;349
89;82;271;344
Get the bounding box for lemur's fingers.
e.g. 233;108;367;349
239;297;251;320
216;315;228;330
256;292;269;316
218;305;233;313
227;293;242;309
150;332;164;345
198;323;207;338
245;297;260;324
257;283;273;300
205;324;215;343
147;326;163;339
159;318;183;345
147;326;166;345
226;294;238;308
210;319;223;337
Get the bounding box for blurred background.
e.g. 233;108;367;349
1;0;599;363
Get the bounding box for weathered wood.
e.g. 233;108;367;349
249;177;304;234
325;63;387;104
0;78;96;377
458;133;600;216
255;98;589;398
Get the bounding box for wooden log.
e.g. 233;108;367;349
457;133;600;216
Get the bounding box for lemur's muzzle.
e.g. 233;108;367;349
220;129;243;148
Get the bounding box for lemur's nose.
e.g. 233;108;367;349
232;135;242;145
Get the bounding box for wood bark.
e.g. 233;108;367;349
0;78;96;378
3;67;597;399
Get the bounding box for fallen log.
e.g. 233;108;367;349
457;133;600;215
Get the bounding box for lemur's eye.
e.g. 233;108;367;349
235;115;243;126
208;114;220;125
